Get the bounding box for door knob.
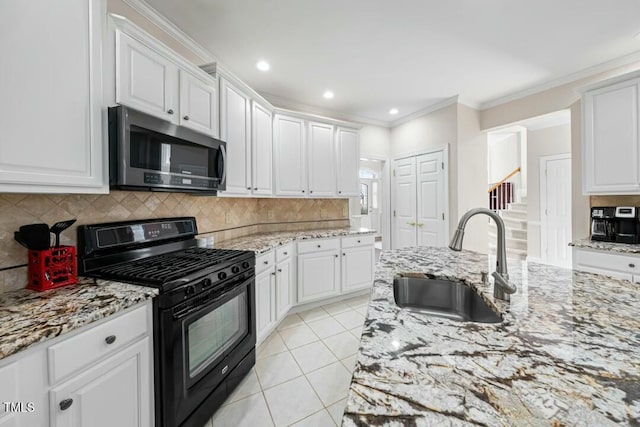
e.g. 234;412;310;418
407;221;416;226
417;223;424;227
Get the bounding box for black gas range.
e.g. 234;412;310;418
78;217;256;427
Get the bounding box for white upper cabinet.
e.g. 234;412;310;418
582;74;640;194
0;0;107;193
114;24;218;138
179;70;219;137
335;127;360;197
251;101;273;195
116;31;177;122
308;122;336;197
219;78;252;195
274;115;307;196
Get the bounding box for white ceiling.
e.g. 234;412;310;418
145;0;640;125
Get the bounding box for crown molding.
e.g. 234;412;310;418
121;0;216;63
389;96;459;127
263;93;390;128
479;50;640;110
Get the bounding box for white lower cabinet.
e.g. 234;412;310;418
341;238;376;293
0;302;153;427
255;267;276;342
573;248;640;281
275;247;294;320
50;338;151;427
297;239;341;303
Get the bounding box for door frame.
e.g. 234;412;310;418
358;153;391;250
540;153;572;266
391;145;450;248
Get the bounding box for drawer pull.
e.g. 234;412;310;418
630;263;636;268
59;398;73;411
183;115;190;121
278;268;282;272
357;240;361;243
167;109;174;115
317;244;321;248
263;260;269;265
271;271;276;276
105;335;116;345
343;253;346;256
334;254;338;258
283;252;288;255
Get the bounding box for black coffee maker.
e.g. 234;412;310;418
614;207;640;244
591;207;615;242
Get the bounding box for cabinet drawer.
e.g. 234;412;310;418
256;251;276;274
48;304;149;385
342;235;375;249
575;249;640;275
297;238;339;254
276;244;294;261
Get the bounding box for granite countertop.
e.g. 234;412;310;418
343;247;640;426
0;278;158;361
570;238;640;255
215;227;376;254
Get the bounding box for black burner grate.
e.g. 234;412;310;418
97;248;241;285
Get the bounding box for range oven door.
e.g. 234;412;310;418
157;274;256;427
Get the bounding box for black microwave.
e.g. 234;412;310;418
108;106;226;194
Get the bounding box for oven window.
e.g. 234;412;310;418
187;291;248;378
130;126;213;177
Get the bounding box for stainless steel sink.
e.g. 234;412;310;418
393;277;502;324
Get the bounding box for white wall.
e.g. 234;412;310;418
487;133;521;183
359;124;391;158
527;124;571;259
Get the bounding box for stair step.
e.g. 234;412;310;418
500;209;527;220
489;228;527;240
488;246;528;259
489;237;527;251
508;203;527;211
488;217;527;230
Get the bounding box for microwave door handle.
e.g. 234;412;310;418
219;144;227;187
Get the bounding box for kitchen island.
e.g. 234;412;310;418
343;247;640;426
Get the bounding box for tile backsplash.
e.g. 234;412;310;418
0;192;348;293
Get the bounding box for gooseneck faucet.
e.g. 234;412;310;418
449;208;517;301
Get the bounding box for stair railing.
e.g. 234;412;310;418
488;166;521;211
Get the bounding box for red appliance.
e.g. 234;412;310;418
27;246;77;291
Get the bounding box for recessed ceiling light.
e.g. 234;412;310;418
389;108;399;115
323;91;335;99
256;60;270;71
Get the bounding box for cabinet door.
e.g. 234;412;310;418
341;245;375;293
251;102;273;195
276;258;293;320
297;251;340;303
336;128;360;197
219;78;251;195
51;338;152;427
308;122;336;197
179;71;218;137
583;79;640;194
0;0;107;193
255;269;276;342
274;115;307;196
116;30;178;122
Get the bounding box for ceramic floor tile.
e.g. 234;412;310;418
257;331;288;360
332;310;365;329
290;341;339;373
354;305;368;316
306;316;346;339
255;351;303;389
320;301;351;316
276;313;305;331
306;362;352;406
350;324;364;339
278;323;319;349
263;376;324;427
298;306;330;323
326;398;348;425
322;331;360;359
342;294;370;308
211;392;274;427
290;409;337;427
340;354;358;373
223;368;261;405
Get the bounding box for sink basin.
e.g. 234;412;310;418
393;277;502;324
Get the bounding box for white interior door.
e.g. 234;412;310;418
392;157;417;249
541;154;572;268
416;152;446;247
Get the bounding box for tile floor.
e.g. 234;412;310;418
204;293;370;427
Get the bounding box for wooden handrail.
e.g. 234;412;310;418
488;166;521;194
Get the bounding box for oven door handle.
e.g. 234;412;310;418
173;275;253;320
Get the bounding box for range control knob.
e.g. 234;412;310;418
201;278;212;288
242;261;250;269
184;286;195;297
218;271;227;280
231;266;240;274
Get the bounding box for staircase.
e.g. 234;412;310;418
488;196;528;260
